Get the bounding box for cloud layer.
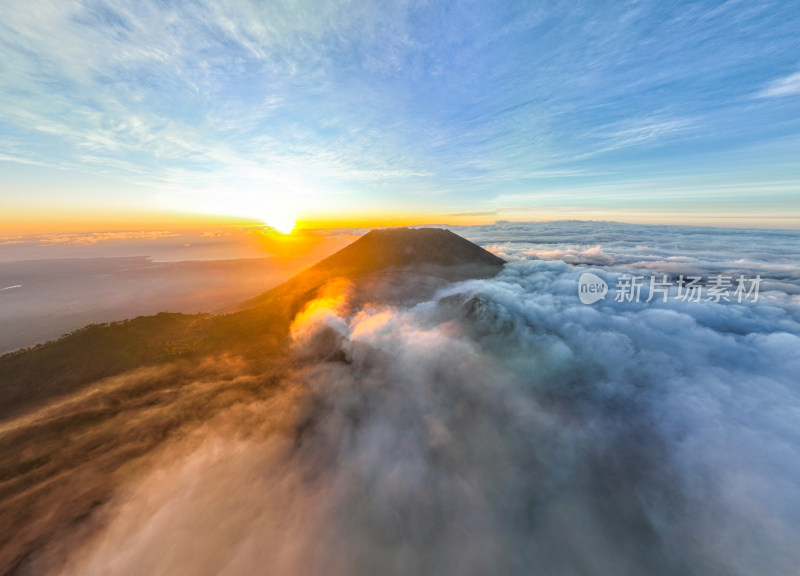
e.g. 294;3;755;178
51;223;800;575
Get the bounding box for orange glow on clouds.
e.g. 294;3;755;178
289;278;353;345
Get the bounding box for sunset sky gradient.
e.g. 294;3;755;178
2;1;799;231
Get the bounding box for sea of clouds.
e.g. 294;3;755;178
53;222;800;576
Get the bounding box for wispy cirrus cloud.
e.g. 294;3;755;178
576;116;695;159
1;1;800;223
756;69;800;98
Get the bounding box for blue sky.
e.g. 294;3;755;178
1;0;799;230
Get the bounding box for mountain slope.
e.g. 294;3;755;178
242;227;505;308
0;227;504;574
0;228;503;420
309;227;505;272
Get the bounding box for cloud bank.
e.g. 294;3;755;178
49;223;800;576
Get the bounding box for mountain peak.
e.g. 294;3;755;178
241;227;505;312
0;228;503;427
312;227;506;274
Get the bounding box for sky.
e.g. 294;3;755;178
1;0;800;232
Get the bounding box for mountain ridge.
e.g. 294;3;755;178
241;227;505;310
0;228;504;420
0;227;505;574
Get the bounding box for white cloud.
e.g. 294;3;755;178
584;116;694;156
0;0;435;216
757;70;800;98
456;221;800;287
53;222;800;576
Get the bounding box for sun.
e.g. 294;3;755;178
157;186;299;233
265;212;296;235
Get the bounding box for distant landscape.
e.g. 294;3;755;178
0;256;296;354
0;229;356;353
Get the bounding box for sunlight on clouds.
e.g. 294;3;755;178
53;223;800;576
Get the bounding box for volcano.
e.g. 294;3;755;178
0;228;504;575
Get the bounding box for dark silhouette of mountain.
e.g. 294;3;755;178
241;227;505;308
0;228;504;575
307;227;504;272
